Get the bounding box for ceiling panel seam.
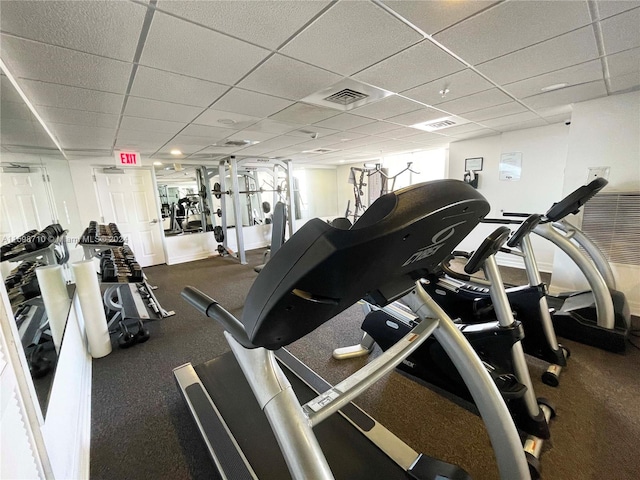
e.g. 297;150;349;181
274;0;339;51
372;0;555;122
429;0;507;37
587;0;612;95
112;0;157;154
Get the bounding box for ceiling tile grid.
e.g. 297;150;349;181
279;1;423;76
0;0;638;164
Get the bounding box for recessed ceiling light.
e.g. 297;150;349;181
153;161;163;166
218;118;236;125
170;149;182;155
541;83;568;92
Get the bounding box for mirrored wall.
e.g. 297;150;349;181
0;73;82;418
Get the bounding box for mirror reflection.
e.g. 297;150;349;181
0;72;81;418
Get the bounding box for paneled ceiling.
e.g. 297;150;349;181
1;0;638;164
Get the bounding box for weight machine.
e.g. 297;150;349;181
347;162;419;222
215;156;295;265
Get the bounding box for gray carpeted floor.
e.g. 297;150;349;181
90;251;640;480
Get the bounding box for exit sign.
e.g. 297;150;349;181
115;151;141;166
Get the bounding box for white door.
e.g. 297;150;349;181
93;169;165;267
0;168;54;240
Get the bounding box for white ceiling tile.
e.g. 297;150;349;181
609;71;640;92
19;80;124;114
436;89;512;115
449;128;499;141
320;131;368;142
124;96;202;123
402;131;450;144
462;102;529;122
347;121;404;136
496;118;549;132
354;40;465;93
243;119;301;135
544;114;574;125
116;130;173;151
211;88;293;118
434;1;592;64
0;0;146;62
381;0;500;35
269;102;339;124
403;69;494;106
286;126;339;138
119;116;184;135
536;104;574;118
225;130;280;143
164;134;214;148
376;126;431;139
194;108;261;129
156;0;332;49
139;12;269;85
195;144;249;155
0;35;131;94
480;111;540;128
437;122;489;136
597;1;640;19
242;134;307;151
37;106;119;129
601;8;640;54
386;107;452;126
313;113;374;130
180;124;238;139
130;66;229;108
606;47;640;76
349;95;424;120
476;27;599;85
50;123;116;150
238;54;342;101
1;118;37;136
324;136;387;151
523;81;607;109
502;60;604;99
280;1;422;76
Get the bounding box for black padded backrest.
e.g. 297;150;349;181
545;177;607;222
242;180;490;350
271;202;287;255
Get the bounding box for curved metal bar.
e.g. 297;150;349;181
553;219;616;290
534;223;615;329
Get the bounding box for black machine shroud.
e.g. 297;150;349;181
241;180;490;349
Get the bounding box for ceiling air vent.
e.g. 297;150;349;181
324;89;369;106
302;148;336;154
411;116;468;132
302;78;392;111
214;139;259;147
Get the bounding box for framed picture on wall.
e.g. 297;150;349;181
465;157;483;171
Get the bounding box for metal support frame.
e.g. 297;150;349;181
216;157;296;265
225;281;530;480
534;222;615;329
552;219;616;290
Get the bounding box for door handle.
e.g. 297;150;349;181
150;219;159;224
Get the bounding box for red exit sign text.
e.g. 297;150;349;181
115;151;141;166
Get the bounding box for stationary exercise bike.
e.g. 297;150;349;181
177;180;532;480
334;227;555;477
428;214;569;386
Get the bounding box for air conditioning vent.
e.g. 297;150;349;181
302;78;392;111
302;148;336;154
324;89;369;106
411;116;468;132
214;139;260;147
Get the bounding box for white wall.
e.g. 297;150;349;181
550;91;640;314
448;123;570;271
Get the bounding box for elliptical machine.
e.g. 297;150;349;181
334;227;555;478
428;214;570;386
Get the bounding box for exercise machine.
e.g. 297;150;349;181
493;178;630;352
334;227;554;476
253;201;287;273
431;214;569;386
175;180;531;480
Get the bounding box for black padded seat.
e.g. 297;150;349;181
242;180;490;350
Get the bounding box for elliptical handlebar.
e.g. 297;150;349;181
464;227;512;275
181;287;255;348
